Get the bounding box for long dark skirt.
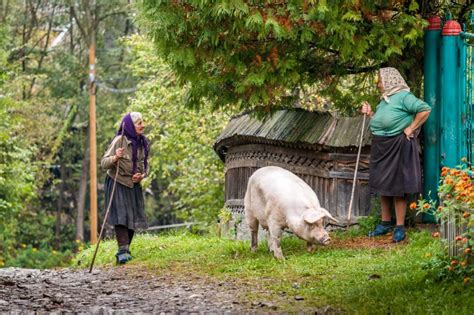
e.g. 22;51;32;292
104;176;148;230
369;133;422;197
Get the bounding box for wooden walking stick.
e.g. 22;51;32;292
89;123;125;273
347;113;367;228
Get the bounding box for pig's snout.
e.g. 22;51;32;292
320;235;331;245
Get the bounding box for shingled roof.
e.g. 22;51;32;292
214;109;371;161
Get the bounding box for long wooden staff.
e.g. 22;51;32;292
347;113;367;227
89;123;125;273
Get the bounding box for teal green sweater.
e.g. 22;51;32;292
370;91;431;136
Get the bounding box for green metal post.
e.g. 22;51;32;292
440;20;462;167
461;29;474;164
422;16;441;223
459;35;468;162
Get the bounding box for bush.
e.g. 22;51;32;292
4;245;73;269
416;161;473;284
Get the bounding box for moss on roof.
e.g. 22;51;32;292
214;109;371;160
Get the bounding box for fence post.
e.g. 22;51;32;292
440;19;464;257
440;20;463;168
423;16;441;223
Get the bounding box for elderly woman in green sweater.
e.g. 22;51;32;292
361;67;431;242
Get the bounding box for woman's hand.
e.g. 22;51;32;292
132;173;145;183
404;111;430;141
113;148;124;163
360;101;373;117
404;126;415;140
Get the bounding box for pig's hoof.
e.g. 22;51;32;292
274;252;285;260
307;245;316;253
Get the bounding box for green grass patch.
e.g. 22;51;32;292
73;230;473;314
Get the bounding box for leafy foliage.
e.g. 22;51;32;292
0;0;140;267
0;96;42;265
125;35;231;225
137;0;428;113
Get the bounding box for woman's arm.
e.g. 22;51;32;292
100;136;123;169
404;110;431;140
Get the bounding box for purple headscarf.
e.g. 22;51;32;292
116;113;149;174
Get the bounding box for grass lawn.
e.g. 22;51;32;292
74;229;473;314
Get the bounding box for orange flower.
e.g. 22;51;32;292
409;202;417;210
451;260;459;266
455;235;463;241
441;167;449;177
464;247;472;254
464;277;470;285
461;261;468;267
423;203;430;209
464;212;471;219
432;232;440;238
437;206;443;212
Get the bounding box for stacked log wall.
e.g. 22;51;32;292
223;144;371;240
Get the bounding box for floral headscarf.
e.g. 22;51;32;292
379;67;410;103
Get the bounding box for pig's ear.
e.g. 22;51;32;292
302;210;325;224
320;208;338;223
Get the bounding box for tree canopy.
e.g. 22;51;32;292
137;0;435;113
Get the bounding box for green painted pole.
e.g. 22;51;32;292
440;20;462;168
459;34;468;162
422;16;441;223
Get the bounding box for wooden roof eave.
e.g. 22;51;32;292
214;110;372;161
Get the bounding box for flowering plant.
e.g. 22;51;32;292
416;161;473;284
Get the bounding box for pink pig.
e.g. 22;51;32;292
244;166;337;260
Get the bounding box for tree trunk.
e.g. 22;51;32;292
76;144;89;242
55;162;65;249
69;5;74;54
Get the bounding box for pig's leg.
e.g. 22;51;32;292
307;242;316;252
248;218;259;253
269;226;284;260
266;230;273;253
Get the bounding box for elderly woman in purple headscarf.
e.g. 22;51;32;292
360;67;431;243
101;112;150;264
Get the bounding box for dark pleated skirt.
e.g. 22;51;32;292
369;133;422;197
104;175;148;230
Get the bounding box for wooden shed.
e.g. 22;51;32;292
214;109;373;239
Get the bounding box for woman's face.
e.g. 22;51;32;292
376;73;384;93
134;118;145;135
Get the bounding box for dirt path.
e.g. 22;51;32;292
0;267;251;314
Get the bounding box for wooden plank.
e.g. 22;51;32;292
330;178;336;216
329;171;369;180
300;114;333;144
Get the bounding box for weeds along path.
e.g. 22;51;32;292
0;267;248;313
